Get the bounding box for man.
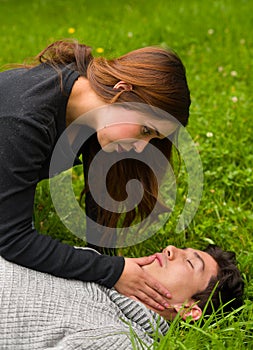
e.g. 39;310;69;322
0;244;244;350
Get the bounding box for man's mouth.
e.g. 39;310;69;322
155;253;164;267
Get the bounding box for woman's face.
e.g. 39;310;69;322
96;108;178;153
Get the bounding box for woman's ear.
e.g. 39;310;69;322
174;302;202;321
113;80;133;91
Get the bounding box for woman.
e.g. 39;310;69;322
0;40;191;311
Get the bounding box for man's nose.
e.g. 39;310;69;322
163;245;178;259
133;140;149;153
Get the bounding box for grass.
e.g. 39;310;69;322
1;0;252;348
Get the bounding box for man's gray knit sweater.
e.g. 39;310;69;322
0;256;169;349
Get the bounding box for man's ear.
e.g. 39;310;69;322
174;302;202;321
113;80;133;91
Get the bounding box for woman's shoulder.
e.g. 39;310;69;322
0;63;80;86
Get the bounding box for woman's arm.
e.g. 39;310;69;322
0;115;124;287
0;114;170;308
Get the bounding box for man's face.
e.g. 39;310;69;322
143;245;218;307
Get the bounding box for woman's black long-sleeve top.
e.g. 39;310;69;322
0;63;124;287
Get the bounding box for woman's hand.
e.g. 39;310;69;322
114;256;171;311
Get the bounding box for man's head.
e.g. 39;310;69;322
142;245;244;321
191;245;244;316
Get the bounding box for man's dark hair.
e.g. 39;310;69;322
191;245;244;316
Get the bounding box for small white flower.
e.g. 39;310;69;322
218;66;224;72
186;198;192;203
231;70;237;77
208;28;214;35
231;96;238;103
206;132;213;138
127;32;133;38
223;202;227;206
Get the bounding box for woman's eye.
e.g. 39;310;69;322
142;126;152;135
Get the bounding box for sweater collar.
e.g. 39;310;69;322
107;288;169;337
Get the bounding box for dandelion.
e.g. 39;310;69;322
231;96;238;103
208;28;214;35
206;132;213;138
96;47;104;53
230;70;237;77
210;189;215;193
68;27;75;34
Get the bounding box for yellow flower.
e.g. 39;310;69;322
68;27;75;34
96;47;104;53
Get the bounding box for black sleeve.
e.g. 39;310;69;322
0;117;124;288
85;191;118;255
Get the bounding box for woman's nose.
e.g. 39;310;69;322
133;140;148;153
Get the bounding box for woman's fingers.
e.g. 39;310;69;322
131;255;157;266
114;257;171;312
130;287;169;311
132;256;172;298
132;275;172;311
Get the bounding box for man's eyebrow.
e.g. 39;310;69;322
194;252;205;271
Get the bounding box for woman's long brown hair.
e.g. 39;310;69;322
33;40;191;246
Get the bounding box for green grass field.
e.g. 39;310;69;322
1;0;252;348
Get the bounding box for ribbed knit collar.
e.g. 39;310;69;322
107;288;169;338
